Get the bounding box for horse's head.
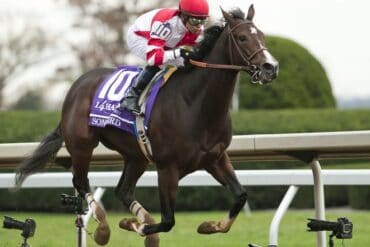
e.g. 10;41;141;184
221;5;279;84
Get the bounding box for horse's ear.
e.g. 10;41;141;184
246;4;255;21
220;7;235;25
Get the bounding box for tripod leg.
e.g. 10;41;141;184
21;239;30;247
75;215;84;247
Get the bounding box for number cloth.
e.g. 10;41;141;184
88;66;176;135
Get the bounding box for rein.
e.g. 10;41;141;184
189;21;266;73
189;59;251;71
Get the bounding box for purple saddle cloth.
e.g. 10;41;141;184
88;65;166;135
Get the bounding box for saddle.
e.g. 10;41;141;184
137;66;177;115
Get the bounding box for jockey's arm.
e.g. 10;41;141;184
145;38;183;66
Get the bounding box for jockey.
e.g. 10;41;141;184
119;0;209;114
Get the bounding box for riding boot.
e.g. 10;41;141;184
119;65;160;114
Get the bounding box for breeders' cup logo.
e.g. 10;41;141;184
95;100;116;112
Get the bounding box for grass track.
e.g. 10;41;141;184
1;209;368;246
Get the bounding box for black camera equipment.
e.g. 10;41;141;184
60;193;85;215
60;193;87;247
307;217;353;247
3;216;36;247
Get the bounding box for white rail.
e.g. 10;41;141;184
1;131;370;167
2;169;370;188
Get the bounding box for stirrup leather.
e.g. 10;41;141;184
135;115;154;163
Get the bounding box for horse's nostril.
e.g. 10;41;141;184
262;63;275;73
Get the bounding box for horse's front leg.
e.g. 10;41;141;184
116;158;159;247
198;152;247;234
71;151;110;245
85;192;110;244
141;166;179;235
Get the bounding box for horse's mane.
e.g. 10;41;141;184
192;25;223;60
192;8;246;61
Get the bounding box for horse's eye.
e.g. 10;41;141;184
238;35;247;43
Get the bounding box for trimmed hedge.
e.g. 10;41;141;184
0;111;60;143
239;36;336;109
1;109;370;211
231;108;370;134
2;109;370;143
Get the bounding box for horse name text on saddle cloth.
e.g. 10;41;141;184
88;65;169;135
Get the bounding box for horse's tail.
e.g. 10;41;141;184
14;123;63;189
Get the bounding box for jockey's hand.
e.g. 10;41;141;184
179;48;197;61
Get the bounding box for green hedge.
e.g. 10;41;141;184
0;111;60;143
2;109;370;143
232;108;370;134
1;110;370;211
239;36;336;109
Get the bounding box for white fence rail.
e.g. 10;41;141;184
1;130;370;247
1;130;370;168
2;169;370;188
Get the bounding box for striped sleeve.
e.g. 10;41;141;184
146;38;166;65
145;9;179;66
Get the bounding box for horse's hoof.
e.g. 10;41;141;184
119;218;138;232
145;234;160;247
197;221;217;234
94;222;110;246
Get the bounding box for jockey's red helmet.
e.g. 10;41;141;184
179;0;209;18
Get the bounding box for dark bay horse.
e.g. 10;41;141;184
15;5;278;246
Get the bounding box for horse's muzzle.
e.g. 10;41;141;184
258;62;279;84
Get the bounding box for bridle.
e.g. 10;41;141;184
228;21;267;70
189;20;267;77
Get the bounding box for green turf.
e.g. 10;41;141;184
0;210;368;246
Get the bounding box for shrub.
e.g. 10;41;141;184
239;36;336;109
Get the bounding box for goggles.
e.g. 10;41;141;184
187;17;207;26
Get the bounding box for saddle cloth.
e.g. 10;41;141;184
88;65;176;135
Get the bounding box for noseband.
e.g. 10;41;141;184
190;20;267;74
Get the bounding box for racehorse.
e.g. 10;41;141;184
15;5;278;246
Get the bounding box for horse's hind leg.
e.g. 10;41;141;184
198;151;247;234
116;158;159;247
71;150;110;245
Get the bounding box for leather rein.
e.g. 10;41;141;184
189;21;266;73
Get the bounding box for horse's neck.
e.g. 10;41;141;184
190;35;239;117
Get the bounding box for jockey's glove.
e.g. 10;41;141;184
179;48;197;61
